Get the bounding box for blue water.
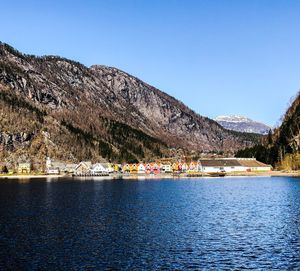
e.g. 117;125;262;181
0;177;300;270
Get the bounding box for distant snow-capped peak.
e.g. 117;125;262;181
215;115;271;134
215;115;253;123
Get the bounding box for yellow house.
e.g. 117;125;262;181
172;163;178;172
18;163;31;174
129;164;138;174
114;164;120;172
123;164;130;173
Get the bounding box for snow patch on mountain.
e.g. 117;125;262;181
215;115;271;135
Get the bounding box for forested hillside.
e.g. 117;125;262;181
0;42;261;169
236;92;300;169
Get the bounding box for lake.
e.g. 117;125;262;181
0;176;299;270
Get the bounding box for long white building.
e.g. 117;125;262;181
198;158;272;173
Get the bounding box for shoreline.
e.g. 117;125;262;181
0;171;299;180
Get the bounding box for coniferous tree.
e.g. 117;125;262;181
267;129;273;145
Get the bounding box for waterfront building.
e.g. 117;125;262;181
102;163;115;173
161;163;172;173
138;163;146;174
198;158;272;173
235;158;272;172
187;161;199;173
46;167;60;175
114;164;121;172
153;163;160;174
90;163;108;175
123;164;130;173
199;159;244;173
188;161;197;170
74;161;92;175
145;164;151;174
172;162;178;172
130;163;138;174
182;162;188;172
65;164;77;174
17;163;31;174
149;163;155;173
45;157;66;175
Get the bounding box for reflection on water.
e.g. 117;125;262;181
0;177;299;270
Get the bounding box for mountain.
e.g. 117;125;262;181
215;115;271;134
236;92;300;169
0;42;260;169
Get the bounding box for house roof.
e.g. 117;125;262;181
237;159;271;168
91;163;105;169
199;159;241;167
82;161;92;167
76;161;92;169
199;159;271;168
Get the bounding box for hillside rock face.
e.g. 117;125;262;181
0;132;32;151
273;92;300;154
215;115;271;134
0;42;260;167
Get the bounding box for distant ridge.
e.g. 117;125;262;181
215;115;271;135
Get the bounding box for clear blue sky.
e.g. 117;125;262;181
1;0;300;126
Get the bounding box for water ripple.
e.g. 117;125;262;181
0;177;299;270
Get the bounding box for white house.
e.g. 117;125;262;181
161;164;172;173
46;167;60;175
138;163;146;174
102;163;114;173
74;161;92;175
181;163;188;172
187;161;200;173
45;157;66;175
90;163;109;175
65;164;77;174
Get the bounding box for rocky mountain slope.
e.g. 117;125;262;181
215;115;271;134
236;92;300;169
0;42;260;169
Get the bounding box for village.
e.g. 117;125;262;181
7;157;273;177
